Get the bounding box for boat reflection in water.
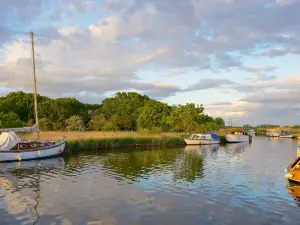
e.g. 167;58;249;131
184;143;220;152
286;185;300;207
0;157;65;225
225;141;250;152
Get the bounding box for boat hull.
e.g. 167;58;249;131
266;132;280;137
184;139;220;145
225;134;249;143
279;135;294;138
247;132;255;136
0;141;66;162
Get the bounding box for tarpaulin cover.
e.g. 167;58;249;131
0;132;21;151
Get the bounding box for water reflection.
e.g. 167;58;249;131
174;147;204;182
286;185;300;207
225;141;250;153
0;157;64;225
184;144;220;153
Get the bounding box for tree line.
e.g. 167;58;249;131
0;91;225;133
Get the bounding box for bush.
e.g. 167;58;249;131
66;115;86;131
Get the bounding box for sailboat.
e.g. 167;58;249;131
0;32;66;162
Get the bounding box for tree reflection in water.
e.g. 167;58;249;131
101;146;212;183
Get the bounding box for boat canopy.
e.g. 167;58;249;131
0;132;21;151
204;132;220;140
0;123;39;133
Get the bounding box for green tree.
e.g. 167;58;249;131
137;100;170;133
101;92;150;130
168;103;205;133
198;114;214;125
215;117;225;128
39;118;53;131
66;115;86;131
88;113;107;131
0;112;24;128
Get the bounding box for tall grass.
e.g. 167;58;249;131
22;131;186;151
65;136;185;151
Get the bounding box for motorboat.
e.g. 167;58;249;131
184;132;220;145
225;129;250;143
279;131;294;139
266;129;280;137
247;129;256;136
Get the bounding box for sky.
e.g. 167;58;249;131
0;0;300;126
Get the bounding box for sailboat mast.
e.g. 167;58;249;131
30;32;39;139
288;108;291;131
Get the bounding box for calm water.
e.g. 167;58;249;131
1;136;300;225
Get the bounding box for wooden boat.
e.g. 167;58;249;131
225;129;250;143
184;132;220;145
284;146;300;185
0;32;66;162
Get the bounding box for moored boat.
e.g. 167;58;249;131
279;131;294;139
266;129;280;137
247;129;256;136
184;132;220;145
0;32;66;162
225;129;249;143
0;131;66;162
284;146;300;185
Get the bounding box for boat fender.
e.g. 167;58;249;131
37;150;40;157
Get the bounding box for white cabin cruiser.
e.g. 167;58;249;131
184;132;220;145
225;129;249;143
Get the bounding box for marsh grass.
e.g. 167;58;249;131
65;137;185;151
21;131;230;151
22;131;186;151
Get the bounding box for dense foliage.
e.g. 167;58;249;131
0;91;225;133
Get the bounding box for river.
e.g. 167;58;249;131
0;136;300;225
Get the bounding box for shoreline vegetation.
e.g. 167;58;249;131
1;91;299;152
21;129;299;152
22;131;226;151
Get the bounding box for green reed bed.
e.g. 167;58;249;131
65;136;185;151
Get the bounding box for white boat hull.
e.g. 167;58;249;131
225;134;249;143
184;139;220;145
279;135;293;138
266;132;280;137
247;132;256;136
0;141;66;162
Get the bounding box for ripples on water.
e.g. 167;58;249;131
0;137;300;224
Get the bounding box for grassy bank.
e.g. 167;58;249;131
21;131;227;151
22;131;186;151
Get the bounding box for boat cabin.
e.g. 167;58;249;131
227;129;247;135
0;131;55;151
188;132;219;140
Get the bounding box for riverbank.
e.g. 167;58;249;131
22;131;228;151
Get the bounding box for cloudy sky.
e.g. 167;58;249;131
0;0;300;125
